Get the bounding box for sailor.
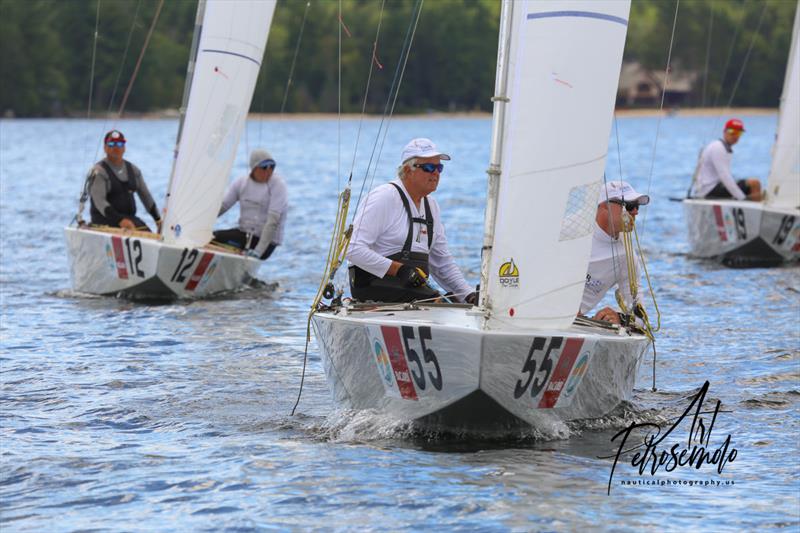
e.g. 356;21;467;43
347;138;476;304
580;181;650;325
88;130;162;232
213;149;288;260
691;118;762;201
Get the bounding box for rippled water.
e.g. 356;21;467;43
1;115;798;530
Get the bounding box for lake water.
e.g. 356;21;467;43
1;115;798;531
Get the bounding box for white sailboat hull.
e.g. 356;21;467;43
683;199;800;267
64;226;260;299
311;306;649;433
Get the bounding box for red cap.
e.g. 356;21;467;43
724;118;745;132
104;130;126;143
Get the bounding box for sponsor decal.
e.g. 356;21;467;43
498;258;519;288
104;243;116;272
380;326;418;400
562;351;590;399
373;339;394;385
538;338;585;408
712;205;728;242
111;236;129;279
185;252;214;291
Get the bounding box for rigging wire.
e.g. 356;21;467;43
76;0;102;225
292;0;425;416
703;1;748;139
722;1;769;112
117;0;165;118
354;0;424;212
347;0;387;189
279;1;312;118
362;0;424;202
701;0;715;108
639;0;680;237
92;0;143;164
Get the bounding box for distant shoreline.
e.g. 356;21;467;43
1;107;778;120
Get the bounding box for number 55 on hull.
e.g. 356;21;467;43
311;307;649;434
64;226;260;300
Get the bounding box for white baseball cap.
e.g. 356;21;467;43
598;180;650;206
400;138;451;163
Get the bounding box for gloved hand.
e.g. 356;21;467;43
465;292;478;305
396;264;427;288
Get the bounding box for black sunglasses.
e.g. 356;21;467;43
609;199;639;212
413;162;444;174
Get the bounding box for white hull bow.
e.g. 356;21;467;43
683;199;800;267
311;305;649;434
64;226;260;300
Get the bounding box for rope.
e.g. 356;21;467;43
639;0;680;237
117;0;165;118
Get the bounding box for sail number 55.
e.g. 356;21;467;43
401;326;442;391
514;336;562;399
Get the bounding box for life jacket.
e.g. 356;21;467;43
90;160;137;226
349;183;439;303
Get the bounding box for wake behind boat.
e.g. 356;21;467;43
310;0;651;434
64;0;276;299
684;3;800;267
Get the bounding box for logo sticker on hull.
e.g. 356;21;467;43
111;236;129;279
380;326;418;400
538;338;585;408
185;252;214;291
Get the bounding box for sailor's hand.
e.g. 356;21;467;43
594;306;621;324
396;264;427;288
120;218;136;230
465;292;478;305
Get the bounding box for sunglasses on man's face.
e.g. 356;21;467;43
413;163;444;174
106;141;126;147
610;200;640;212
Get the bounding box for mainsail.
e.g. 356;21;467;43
766;3;800;210
162;0;276;247
484;0;630;329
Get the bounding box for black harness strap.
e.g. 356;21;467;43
100;160;137;193
390;182;433;252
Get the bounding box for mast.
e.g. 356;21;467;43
479;0;514;316
161;0;206;234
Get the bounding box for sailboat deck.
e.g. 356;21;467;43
322;304;638;339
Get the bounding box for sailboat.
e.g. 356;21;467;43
64;0;276;299
310;0;650;433
683;4;800;267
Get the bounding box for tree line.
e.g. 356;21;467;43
0;0;796;117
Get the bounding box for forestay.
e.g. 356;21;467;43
485;0;630;329
162;0;276;247
766;4;800;210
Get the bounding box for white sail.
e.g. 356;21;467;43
162;0;276;247
766;2;800;210
484;0;630;329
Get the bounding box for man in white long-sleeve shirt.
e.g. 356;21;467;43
691;118;762;201
213;149;288;260
580;181;649;325
347;138;476;304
